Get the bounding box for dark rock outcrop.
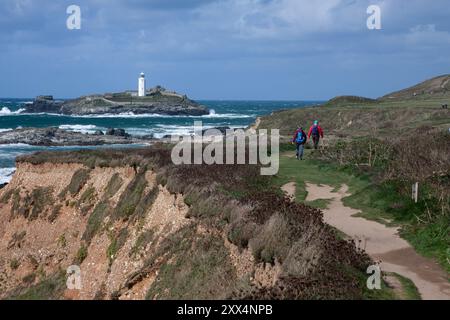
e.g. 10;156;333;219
0;127;150;146
106;128;129;137
94;130;104;136
23;90;209;116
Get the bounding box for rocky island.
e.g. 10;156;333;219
23;86;209;116
0;127;153;146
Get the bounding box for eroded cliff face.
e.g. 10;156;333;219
0;147;371;300
0;161;281;300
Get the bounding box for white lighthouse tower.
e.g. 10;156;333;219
138;72;146;97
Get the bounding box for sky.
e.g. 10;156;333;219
0;0;449;100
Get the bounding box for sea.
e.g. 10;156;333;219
0;98;321;184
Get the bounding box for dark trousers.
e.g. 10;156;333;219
312;135;320;149
296;143;304;159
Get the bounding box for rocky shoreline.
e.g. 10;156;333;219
0;127;153;146
24;88;209;116
0;125;245;147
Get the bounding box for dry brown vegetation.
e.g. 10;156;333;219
6;145;373;299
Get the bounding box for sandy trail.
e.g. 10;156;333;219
281;182;296;199
282;182;450;300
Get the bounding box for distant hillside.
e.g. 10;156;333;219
324;96;376;107
256;74;450;139
381;74;450;100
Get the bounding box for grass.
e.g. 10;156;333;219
346;266;420;300
145;225;237;300
10;146;413;299
10;258;20;270
75;245;88;264
104;173;123;199
7;272;66;300
258;95;450;138
274;149;371;202
276;149;450;275
392;273;422;300
10;187;54;221
0;187;17;204
112;169;148;221
59;168;91;199
106;228;129;266
82;201;110;244
130;229;154;258
48;204;62;222
306;198;332;210
79;186;96;205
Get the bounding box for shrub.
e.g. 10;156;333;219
7;231;26;249
130;229;154;258
10;187;54;221
22;273;36;285
59;168;91;199
104;173;123;199
75;245;88;264
7;272;66;300
249;214;291;264
111;169;147;221
57;234;67;248
82;201;110;244
10;258;20;270
48;204;62;222
0;187;17;204
107;228;129;266
146;227;237;300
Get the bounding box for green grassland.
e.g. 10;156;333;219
259;94;450;139
274;147;450;276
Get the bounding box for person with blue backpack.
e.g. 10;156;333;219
292;126;307;160
308;120;324;150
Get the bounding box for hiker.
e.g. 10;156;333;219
308;120;324;150
292;126;307;160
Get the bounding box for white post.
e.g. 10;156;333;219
412;182;419;203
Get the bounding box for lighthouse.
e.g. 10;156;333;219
138;72;146;97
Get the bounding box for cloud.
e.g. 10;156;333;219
0;0;449;99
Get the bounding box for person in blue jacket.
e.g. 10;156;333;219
292;126;307;160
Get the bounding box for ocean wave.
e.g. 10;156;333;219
59;124;100;133
200;113;253;119
0;107;26;116
149;124;246;139
1;109;253;119
68;109;253;119
0;167;16;184
0;143;34;149
0;128;13;133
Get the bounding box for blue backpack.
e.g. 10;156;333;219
312;125;319;136
296;131;305;144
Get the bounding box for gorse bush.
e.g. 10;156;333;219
317;137;393;171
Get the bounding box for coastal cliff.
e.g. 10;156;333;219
24;88;209;116
0;147;371;300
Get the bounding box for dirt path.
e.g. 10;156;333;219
281;182;296;199
282;182;450;300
